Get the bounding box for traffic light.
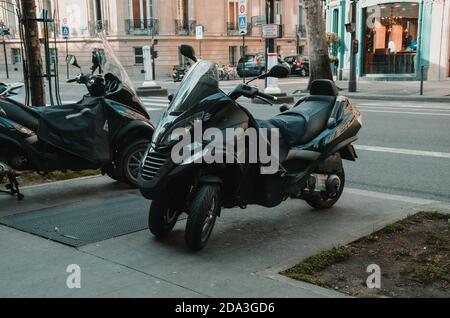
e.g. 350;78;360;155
352;40;359;55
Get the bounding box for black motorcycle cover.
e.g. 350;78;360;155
36;99;111;164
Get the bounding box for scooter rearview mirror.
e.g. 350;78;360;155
267;65;290;79
180;45;198;63
67;55;81;69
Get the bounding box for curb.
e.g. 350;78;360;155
292;93;450;103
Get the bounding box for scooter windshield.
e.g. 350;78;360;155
96;33;134;91
169;60;220;113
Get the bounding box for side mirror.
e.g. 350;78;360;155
168;94;174;102
266;65;290;79
67;55;81;69
180;45;198;63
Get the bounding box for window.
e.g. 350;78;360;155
134;47;144;64
11;48;21;64
131;0;155;24
177;0;190;23
228;0;238;29
229;46;237;65
363;2;419;74
94;0;103;21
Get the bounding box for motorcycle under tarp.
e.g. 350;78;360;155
36;98;111;164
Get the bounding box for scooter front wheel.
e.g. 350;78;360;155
148;200;180;238
120;139;149;187
185;185;221;251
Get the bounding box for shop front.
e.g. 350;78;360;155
326;0;433;80
362;2;419;76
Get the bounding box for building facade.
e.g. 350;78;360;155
325;0;450;81
0;0;308;78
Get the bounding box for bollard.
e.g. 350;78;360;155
420;65;424;96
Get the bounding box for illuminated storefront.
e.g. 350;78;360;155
325;0;435;80
362;2;419;74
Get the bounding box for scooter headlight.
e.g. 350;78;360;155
13;123;35;137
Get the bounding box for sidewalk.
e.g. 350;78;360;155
1;176;449;297
293;79;450;102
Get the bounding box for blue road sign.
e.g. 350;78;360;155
62;25;70;38
238;16;247;35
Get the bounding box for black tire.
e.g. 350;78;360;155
104;164;121;181
119;139;149;187
185;184;221;251
148;200;180;238
306;169;346;210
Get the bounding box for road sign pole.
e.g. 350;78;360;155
242;35;246;83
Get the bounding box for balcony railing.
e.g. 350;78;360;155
297;24;307;38
175;19;196;36
126;19;159;36
89;20;109;35
226;22;252;36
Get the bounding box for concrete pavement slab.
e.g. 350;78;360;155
1;176;449;297
0;225;202;298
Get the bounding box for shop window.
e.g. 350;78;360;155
363;2;419;75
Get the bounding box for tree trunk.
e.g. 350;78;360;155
303;0;333;90
20;0;45;106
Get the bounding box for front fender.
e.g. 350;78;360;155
113;120;155;146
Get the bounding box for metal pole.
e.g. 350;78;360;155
66;38;69;80
242;35;246;83
420;65;424;95
151;42;156;80
349;0;357;93
2;35;9;79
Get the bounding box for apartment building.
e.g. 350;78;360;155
0;0;308;78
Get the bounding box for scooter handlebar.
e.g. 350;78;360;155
256;91;278;102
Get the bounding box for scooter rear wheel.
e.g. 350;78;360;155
305;169;345;210
185;185;221;251
148;200;180;238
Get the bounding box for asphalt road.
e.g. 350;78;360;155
21;78;450;203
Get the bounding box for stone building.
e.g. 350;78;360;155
0;0;309;78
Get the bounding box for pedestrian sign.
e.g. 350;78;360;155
238;16;248;35
62;25;70;39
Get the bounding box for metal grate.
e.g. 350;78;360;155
141;150;169;181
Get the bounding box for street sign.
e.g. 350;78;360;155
238;0;248;36
62;25;70;39
238;16;248;35
252;15;266;27
196;25;204;40
238;0;248;15
262;24;279;39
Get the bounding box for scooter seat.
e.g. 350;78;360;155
257;95;336;148
0;100;40;131
257;80;338;149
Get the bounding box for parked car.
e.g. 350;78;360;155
284;55;310;77
237;53;265;77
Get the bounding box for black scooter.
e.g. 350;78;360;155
0;54;154;197
172;66;186;82
138;45;362;251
